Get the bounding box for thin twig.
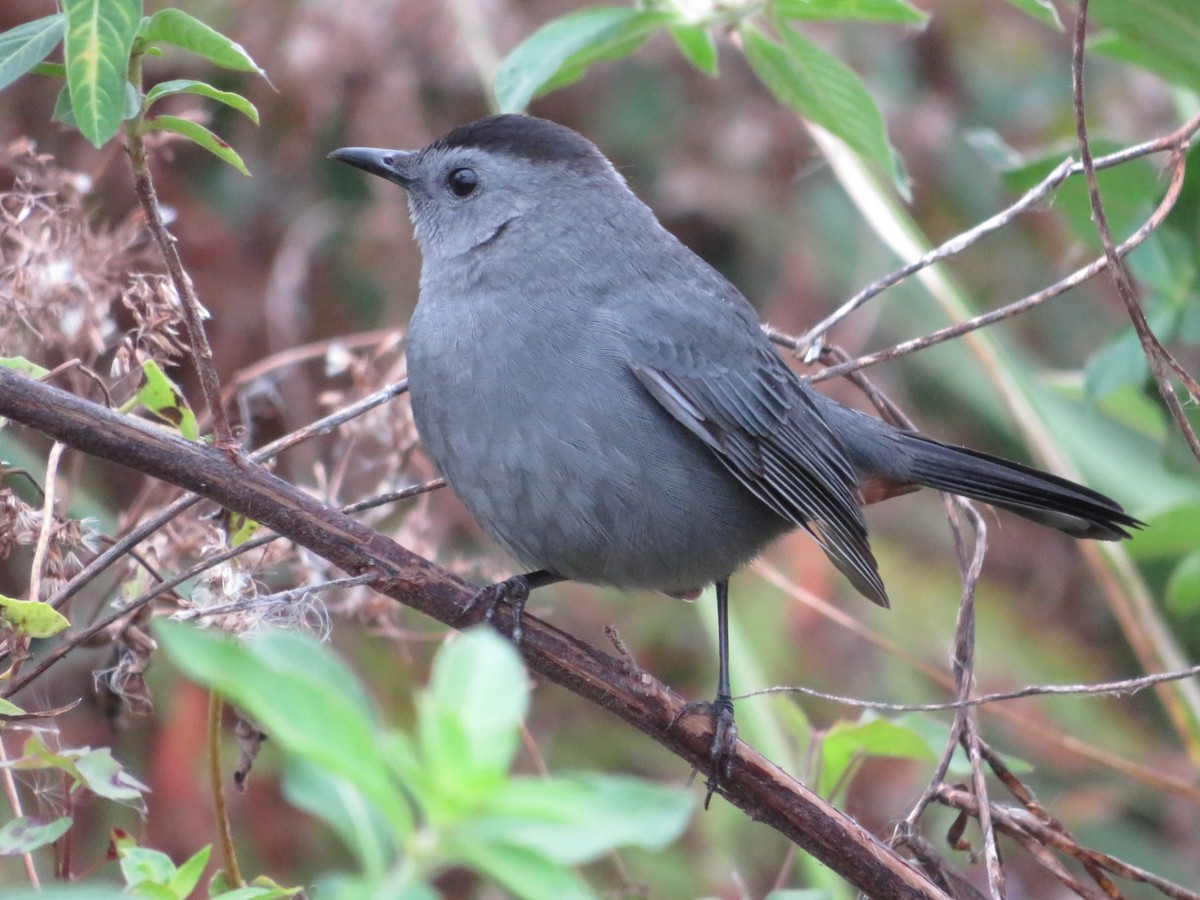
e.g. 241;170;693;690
791;113;1200;355
27;442;65;606
1072;0;1200;465
125;51;234;449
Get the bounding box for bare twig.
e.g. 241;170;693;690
790;113;1200;356
1071;0;1200;466
125;52;234;449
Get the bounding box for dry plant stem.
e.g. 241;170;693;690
1071;1;1200;464
792;113;1200;354
750;561;1200;805
894;829;989;900
209;691;243;888
0;369;950;900
45;380;408;614
8;480;438;700
125;56;233;450
27;441;65;606
0;737;39;888
935;786;1200;900
755;661;1200;712
777;144;1191;385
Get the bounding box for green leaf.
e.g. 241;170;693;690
0;357;50;379
165;844;210;898
139;9;265;76
134;360;200;438
144;78;259;124
0;594;70;638
1166;550;1200;615
143;114;250;175
0;697;24;715
154;622;415;836
420;628;528;789
772;0;927;24
62;0;141;147
0;14;66;93
1127;500;1200;561
741;23;908;197
119;845;182;890
452;839;596;900
73;747;150;801
52;83;76;125
281;757;396;876
819;714;937;796
997;0;1062;29
31;61;66;78
469;774;693;864
668;24;718;75
1088;0;1200;95
0;816;72;856
494;7;674;113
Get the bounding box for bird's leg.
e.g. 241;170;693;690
468;569;561;645
671;578;739;807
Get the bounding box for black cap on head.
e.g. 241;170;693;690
434;114;607;170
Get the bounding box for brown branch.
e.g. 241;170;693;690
1072;0;1200;465
0;368;949;900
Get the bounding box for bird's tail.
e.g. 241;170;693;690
891;431;1140;540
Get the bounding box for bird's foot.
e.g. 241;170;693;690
672;692;738;808
467;574;531;645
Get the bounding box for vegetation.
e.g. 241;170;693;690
0;0;1197;897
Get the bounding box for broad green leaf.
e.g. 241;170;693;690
144;78;259;124
819;714;937;796
1166;551;1200;615
1084;307;1175;399
998;0;1062;28
52;83;76;125
452;839;595;900
494;7;674;113
143;114;250;175
1;355;50;379
668;23;718;75
62;0;141;147
419;628;527;789
741;23;907;196
154;622;414;836
282;757;396;876
1088;0;1200;95
0;697;24;715
118;845;182;889
139;8;265;76
134;360;199;439
165;844;210;897
0;14;65;93
1127;501;1200;560
0;594;70;638
470;774;693;864
73;747;150;801
0;816;72;856
772;0;927;24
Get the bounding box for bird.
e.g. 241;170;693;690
329;114;1141;794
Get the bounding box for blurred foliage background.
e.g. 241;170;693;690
1;0;1199;896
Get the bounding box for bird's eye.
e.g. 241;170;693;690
447;167;478;197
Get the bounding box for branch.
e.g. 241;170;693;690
0;368;948;900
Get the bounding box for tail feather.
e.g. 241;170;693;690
898;432;1141;540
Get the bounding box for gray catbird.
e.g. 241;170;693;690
330;114;1140;790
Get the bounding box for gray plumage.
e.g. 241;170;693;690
330;115;1139;610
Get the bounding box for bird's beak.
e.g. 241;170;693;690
328;147;417;186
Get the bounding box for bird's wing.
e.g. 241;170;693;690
629;339;888;606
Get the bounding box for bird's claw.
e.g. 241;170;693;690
672;693;738;808
468;574;531;645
